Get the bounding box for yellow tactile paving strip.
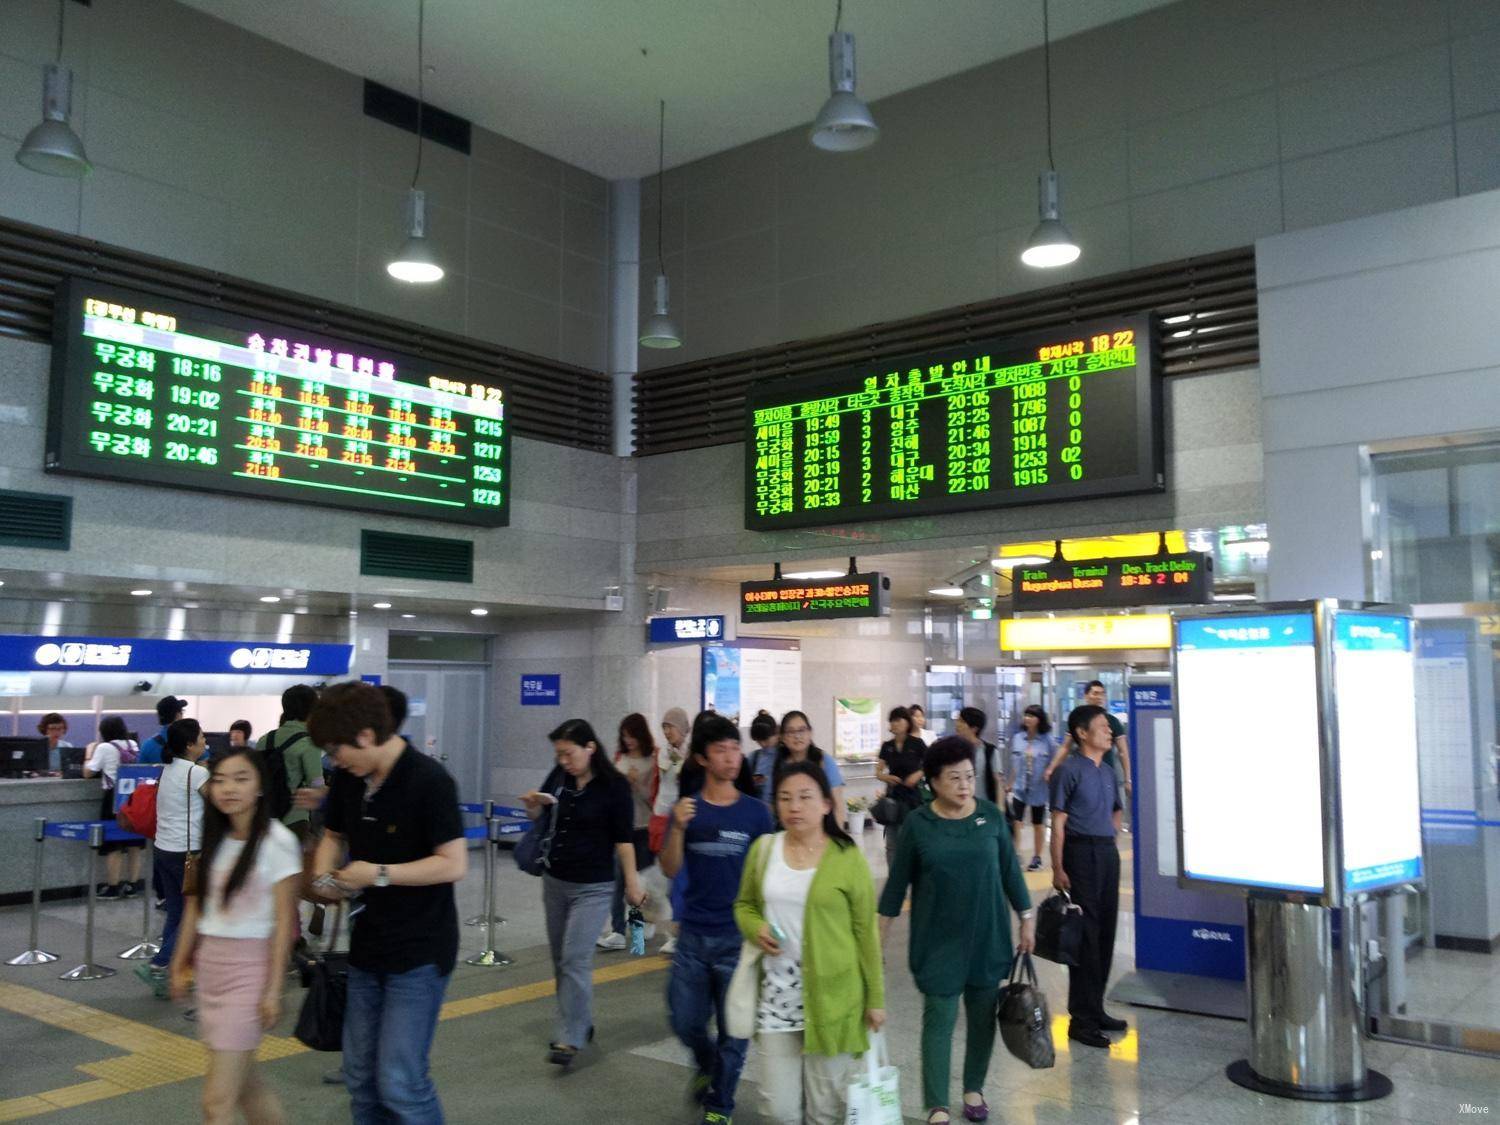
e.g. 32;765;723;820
0;953;673;1121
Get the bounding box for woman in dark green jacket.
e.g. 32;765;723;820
879;737;1035;1125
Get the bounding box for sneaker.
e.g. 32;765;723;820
131;879;146;896
154;899;166;911
1027;856;1043;872
134;964;167;999
701;1113;732;1125
321;1068;345;1086
97;883;122;900
659;936;677;955
687;1072;711;1105
121;881;137;898
596;932;628;951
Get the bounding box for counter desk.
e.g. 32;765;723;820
0;778;109;902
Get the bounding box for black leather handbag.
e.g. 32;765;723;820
997;952;1055;1069
1034;891;1086;966
295;902;350;1051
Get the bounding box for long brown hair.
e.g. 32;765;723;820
196;748;272;909
617;712;656;759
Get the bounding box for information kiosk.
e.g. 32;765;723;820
1173;601;1423;1102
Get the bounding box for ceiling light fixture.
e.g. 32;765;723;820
810;0;878;152
640;99;682;349
1021;0;1080;268
992;554;1051;570
15;1;90;178
469;607;489;617
259;595;282;604
928;586;966;597
373;602;392;609
1212;593;1257;602
386;0;443;284
400;613;417;619
130;589;152;596
784;569;846;580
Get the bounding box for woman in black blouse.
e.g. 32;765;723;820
521;718;647;1066
875;706;927;867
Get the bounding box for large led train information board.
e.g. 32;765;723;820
744;315;1160;530
46;279;510;526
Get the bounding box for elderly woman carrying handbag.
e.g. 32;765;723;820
731;760;885;1125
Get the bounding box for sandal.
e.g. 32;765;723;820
547;1043;577;1067
926;1111;951;1124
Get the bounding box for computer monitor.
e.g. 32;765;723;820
204;731;231;760
58;746;86;778
0;737;49;778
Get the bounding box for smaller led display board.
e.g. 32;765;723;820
999;613;1172;652
739;573;889;623
1012;550;1213;611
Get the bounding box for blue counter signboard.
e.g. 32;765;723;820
521;674;561;706
0;634;353;676
648;616;725;644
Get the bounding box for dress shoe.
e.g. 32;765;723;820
1098;1014;1128;1032
1068;1027;1111;1049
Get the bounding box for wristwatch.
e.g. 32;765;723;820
374;864;390;888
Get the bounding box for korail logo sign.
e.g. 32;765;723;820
33;641;133;668
229;647;311;671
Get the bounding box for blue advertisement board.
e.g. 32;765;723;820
520;674;561;706
0;634;352;676
649;616;725;643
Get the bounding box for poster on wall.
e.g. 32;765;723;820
833;697;882;759
702;638;801;728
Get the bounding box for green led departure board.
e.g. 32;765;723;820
45;279;509;527
744;315;1161;531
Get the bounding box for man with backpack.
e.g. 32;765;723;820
257;684;323;842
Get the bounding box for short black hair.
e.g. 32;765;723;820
308;682;393;747
164;718;202;763
1085;679;1106;694
888;705;912;726
229;719;253;739
98;715;128;742
923;735;976;783
908;703;926;716
1067;704;1109;744
691;714;741;758
1022;705;1051;736
958;706;986;735
281;684;319;723
749;710;777;742
380;685;408;729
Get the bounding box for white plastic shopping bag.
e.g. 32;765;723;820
845;1030;902;1125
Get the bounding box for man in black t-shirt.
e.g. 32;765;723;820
308;681;467;1123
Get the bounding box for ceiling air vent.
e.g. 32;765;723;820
360;529;473;584
0;490;72;550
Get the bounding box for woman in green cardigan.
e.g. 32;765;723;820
735;760;885;1125
879;737;1035;1125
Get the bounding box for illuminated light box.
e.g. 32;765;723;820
1011;550;1213;612
46;279;510;527
744;315;1161;530
1173;603;1424;904
739;573;890;623
999;613;1171;652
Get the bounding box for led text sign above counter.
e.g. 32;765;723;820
0;635;353;676
745;315;1161;531
739;573;890;622
46;279;511;526
1011;550;1213;611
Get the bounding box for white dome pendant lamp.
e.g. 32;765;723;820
387;0;444;284
1021;0;1080;268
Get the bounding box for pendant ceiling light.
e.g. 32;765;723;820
387;0;443;284
15;0;90;177
810;0;878;152
639;100;682;350
1021;0;1080;268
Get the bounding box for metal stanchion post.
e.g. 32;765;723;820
60;824;117;981
118;840;160;960
465;813;513;968
8;817;57;965
465;801;506;927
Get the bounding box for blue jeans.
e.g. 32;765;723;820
149;849;185;969
668;928;749;1116
343;963;450;1124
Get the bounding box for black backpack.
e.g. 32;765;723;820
262;730;306;821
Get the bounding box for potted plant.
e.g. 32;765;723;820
846;796;871;834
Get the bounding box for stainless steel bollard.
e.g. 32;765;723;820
60;823;117;981
465;801;506;927
464;813;513;968
7;817;57;965
118;840;160;960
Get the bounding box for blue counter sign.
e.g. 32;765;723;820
649;616;726;644
521;674;561;706
0;634;352;675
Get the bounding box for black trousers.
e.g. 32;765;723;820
1062;834;1120;1031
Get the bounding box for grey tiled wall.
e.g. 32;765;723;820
639;0;1500;370
0;0;610;372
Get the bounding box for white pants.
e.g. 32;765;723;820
756;1030;853;1125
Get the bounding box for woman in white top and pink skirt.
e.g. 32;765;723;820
169;747;302;1123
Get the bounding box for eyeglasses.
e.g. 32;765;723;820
782;726;811;736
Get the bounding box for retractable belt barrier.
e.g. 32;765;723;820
459;800;516;968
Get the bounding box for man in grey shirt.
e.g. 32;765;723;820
1050;704;1125;1049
